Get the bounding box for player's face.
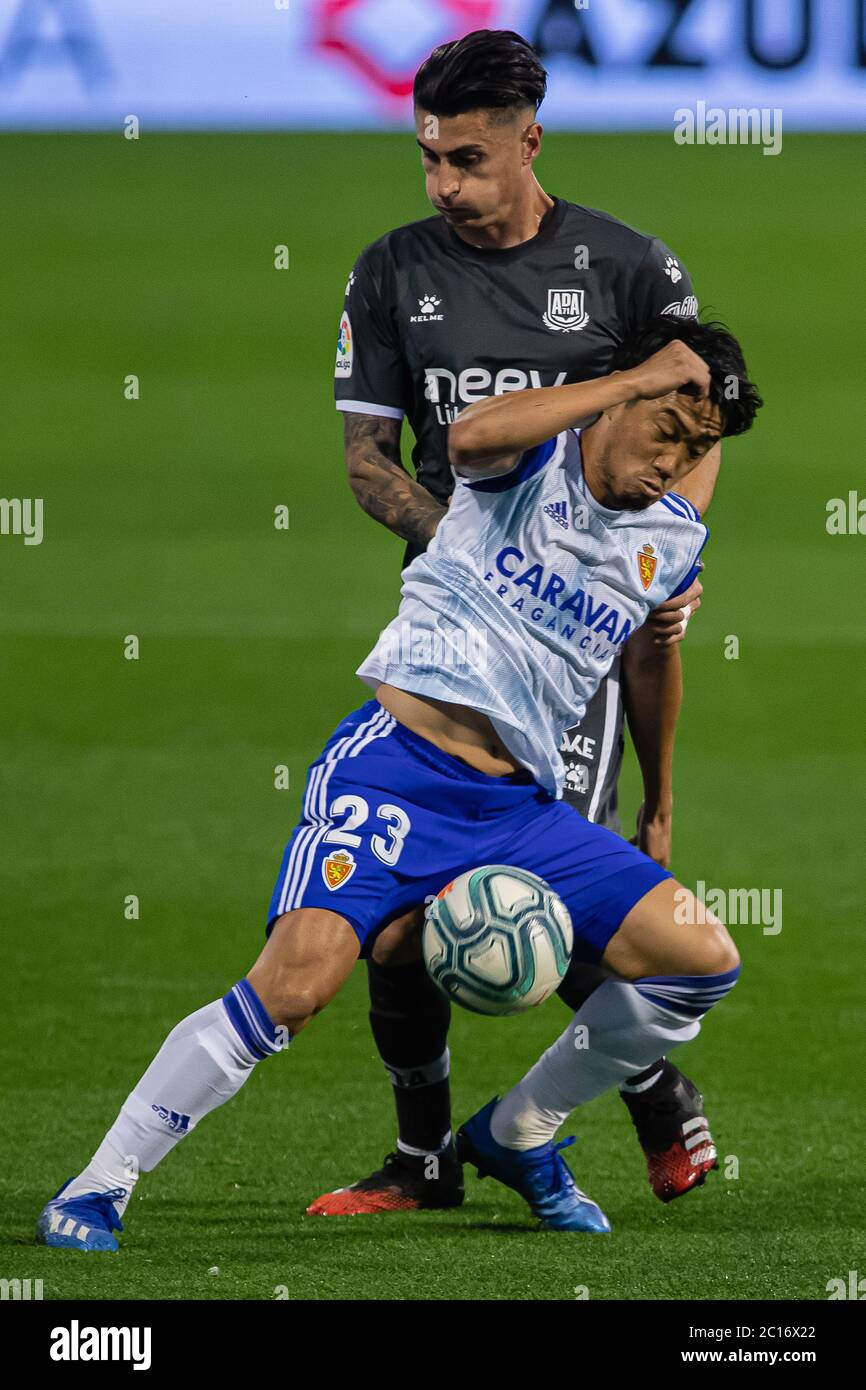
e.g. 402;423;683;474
414;107;540;232
592;393;722;510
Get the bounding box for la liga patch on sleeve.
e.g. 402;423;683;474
335;311;353;377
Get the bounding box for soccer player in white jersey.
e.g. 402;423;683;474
36;315;761;1247
328;27;717;1215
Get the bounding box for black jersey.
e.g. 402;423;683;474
334;196;697;503
334;196;697;829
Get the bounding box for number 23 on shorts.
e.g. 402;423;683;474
323;795;412;867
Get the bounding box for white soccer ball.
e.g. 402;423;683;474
422;865;573;1016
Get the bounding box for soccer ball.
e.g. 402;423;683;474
422;865;573;1016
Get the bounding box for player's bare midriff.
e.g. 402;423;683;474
375;683;522;777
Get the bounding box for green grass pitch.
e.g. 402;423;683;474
0;132;863;1301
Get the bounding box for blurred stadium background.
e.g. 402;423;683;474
0;0;864;1301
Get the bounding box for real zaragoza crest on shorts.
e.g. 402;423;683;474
543;289;589;333
637;544;658;591
323;849;356;890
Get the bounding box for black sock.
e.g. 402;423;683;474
367;958;453;1156
621;1058;668;1093
556;957;608;1011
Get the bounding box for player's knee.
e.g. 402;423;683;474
696;915;741;977
253;975;324;1032
246;957;333;1031
632;915;741;1021
247;907;360;1031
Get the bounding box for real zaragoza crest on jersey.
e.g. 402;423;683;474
637;544;658;591
543;289;590;333
357;428;707;798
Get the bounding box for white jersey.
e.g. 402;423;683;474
358;429;707;797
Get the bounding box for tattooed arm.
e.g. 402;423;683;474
343;412;447;551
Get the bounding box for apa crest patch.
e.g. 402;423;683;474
542;288;589;333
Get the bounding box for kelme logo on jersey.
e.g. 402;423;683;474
637;544;657;591
563;761;590;795
323;849;356;890
334;312;353;378
410;294;444;323
542;289;589;333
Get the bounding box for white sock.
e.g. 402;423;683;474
490;979;700;1151
63;981;284;1214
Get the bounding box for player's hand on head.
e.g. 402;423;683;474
627;340;711;402
646;566;703;646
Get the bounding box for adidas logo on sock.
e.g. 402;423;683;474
543;499;569;529
151;1104;191;1133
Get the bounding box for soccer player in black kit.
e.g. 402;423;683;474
310;30;719;1217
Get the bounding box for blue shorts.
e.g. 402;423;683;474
267;701;670;963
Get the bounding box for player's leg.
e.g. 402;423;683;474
366;957;453;1166
307;905;463;1215
557;935;719;1203
369;906;455;1167
276;695;462;1215
37;697;449;1249
36;907;360;1251
558;679;718;1202
458;809;738;1230
302;715;559;1220
489;878;738;1148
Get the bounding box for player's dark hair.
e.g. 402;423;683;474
611;314;763;438
413;30;547;119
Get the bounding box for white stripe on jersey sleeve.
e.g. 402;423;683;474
336;400;405;420
668;491;701;521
